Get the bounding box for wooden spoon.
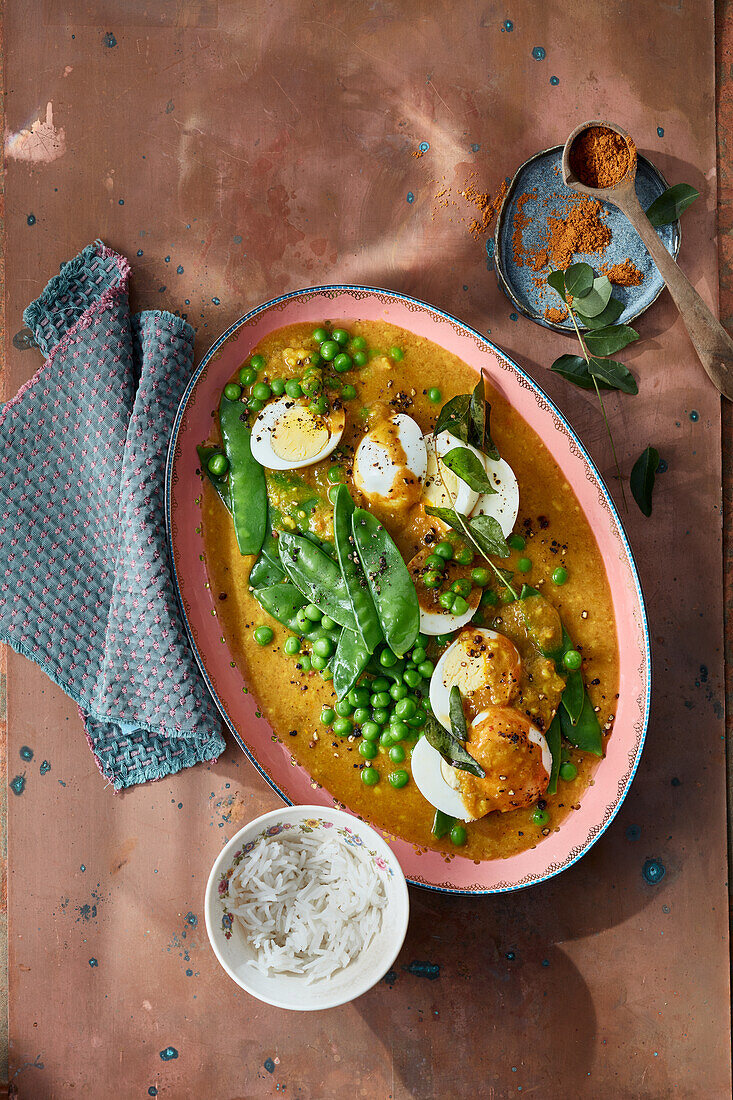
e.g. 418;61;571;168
562;119;733;400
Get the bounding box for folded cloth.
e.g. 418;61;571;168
0;241;226;788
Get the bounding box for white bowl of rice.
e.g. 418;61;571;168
204;805;410;1010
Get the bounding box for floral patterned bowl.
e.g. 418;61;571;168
204;805;409;1010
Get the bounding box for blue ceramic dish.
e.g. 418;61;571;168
494;145;680;332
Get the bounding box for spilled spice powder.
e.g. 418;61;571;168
601;259;643;286
544;305;569;323
461;177;509;239
569;126;634;189
543;197;611;268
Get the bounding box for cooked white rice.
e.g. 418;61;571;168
226;832;388;982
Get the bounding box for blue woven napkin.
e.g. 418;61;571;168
0;241;225;788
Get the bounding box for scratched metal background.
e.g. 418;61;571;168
2;1;731;1097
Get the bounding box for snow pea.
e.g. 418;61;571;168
196;444;231;513
545;712;562;795
332;628;372;699
351;509;420;657
278;532;357;630
333;486;382;654
249;521;285;589
219;395;267;556
559;691;603;756
431;808;456;839
254;582;307;632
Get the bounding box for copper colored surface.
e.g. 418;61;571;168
2;2;731;1097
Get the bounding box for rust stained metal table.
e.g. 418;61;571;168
2;2;731;1097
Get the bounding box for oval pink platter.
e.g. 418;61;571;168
165;285;650;895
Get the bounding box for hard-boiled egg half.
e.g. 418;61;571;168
422;431;481;515
407;546;481;636
411;706;552;821
354;414;427;507
429;628;522;728
470;455;520;539
250;396;345;470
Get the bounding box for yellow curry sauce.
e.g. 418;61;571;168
201;321;619;861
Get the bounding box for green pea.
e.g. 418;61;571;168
332;328;350;345
423;570;442;589
250;354;266;370
252;381;272;402
333;717;354;737
224;382;242;401
254;625;274;646
379;648;399;668
428;387;442;404
395;697;417;720
389;683;408;701
351;336;367;350
388;719;409;741
425;554;444;571
380;728;395;747
371;691;391;709
411;646;427;664
388;769;409;788
239;366;257;386
361;721;381;741
552;567;568;585
309;353;323;369
353;707;371;725
371;676;390;692
389;346;404;361
298;655;312;672
301;374;322;397
361;766;380;786
284;379;302;399
435;633;454;647
320;340;339;361
320;706;335;725
309;396;329;415
560;761;578;781
500;589;515;605
313;637;334;659
326;465;342;485
372;708;389;725
407;709;427;728
310;654;327;671
403;668;422;689
563;650;582;671
353;350;369;367
518;557;532;574
438;591;456;610
320;615;336;630
312;327;330;343
295;609;310;631
508;533;526;551
481;589;498;607
389;745;406;763
349;687;371;708
270;378;286;396
531;808;549;827
417;660;434;678
284;636;301;656
304;603;322;622
320;667;333;681
359;740;378;759
450;823;467;846
434;541;454;560
452;596;469;615
333;353;352;373
335;698;354;717
455;547;474;566
247;398;264;414
207;453;229;477
451;578;471;597
471;567;490;587
341;383;357;399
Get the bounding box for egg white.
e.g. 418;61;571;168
353;414;427;502
410;735;471;820
429;628;522;729
250;396;345;470
418;601;479;637
470;456;520;538
422;431;481;516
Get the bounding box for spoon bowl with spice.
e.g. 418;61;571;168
563;120;733;401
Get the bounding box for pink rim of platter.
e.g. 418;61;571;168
165;285;651;895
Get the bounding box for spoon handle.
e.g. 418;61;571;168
614;188;733;400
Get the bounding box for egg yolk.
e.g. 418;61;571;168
271;407;332;463
440;628;522;716
453;707;551;816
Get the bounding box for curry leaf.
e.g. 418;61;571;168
442;447;495;494
433;394;471;442
584;325;639;357
424;715;485;778
645;183;699;228
424;506;510;559
564;262;594;299
573;276;612;318
587;356;638;394
469;374;500;460
581;296;624;330
630;445;660;517
449;686;469;741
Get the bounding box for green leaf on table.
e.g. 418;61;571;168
573;276;613;318
550;354;594;390
630;445;660;517
563;262;595;299
588;356;639;394
547;270;567;298
424;715;485;778
645;183;699;228
442;447;495;494
581;296;624;330
584;325;639;357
